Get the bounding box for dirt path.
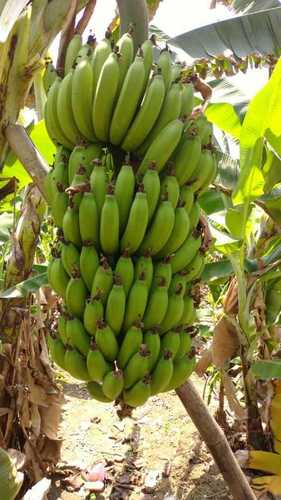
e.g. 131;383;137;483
50;374;231;499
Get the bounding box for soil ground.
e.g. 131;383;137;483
49;373;232;500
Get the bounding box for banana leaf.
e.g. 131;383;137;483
169;6;281;58
231;0;280;14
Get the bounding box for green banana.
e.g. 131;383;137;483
105;274;126;335
57;70;81;144
150;349;173;395
66;317;90;356
143;280;169;329
68;143;102;184
171;232;202;274
65;347;90;381
123;273;148;331
159;285;184;334
123;344;150;389
100;184;119;255
58;313;68;345
115;163;135;233
141;36;154;85
61;241;80;276
43;60;57;94
110;52;145;145
137;119;184;175
95;320;119;361
120;187;149;254
65;271;88;319
48;335;66;369
52;185;68;228
189;204;200;232
174;329;193;360
139;198;175;256
142;163;161;222
169;273;187;296
157;204;190;258
62;204;82;247
160;173;180;209
87;341;111;382
44;168;55;206
140;82;182;153
64;34;82;74
180;296;195;326
115;251;134;296
87;381;112;402
158;46;172;90
123;375;151;407
180;83;194;118
189;150;215;193
173;134;201;186
134;255;153;290
116;30;134;89
91;257;113;304
144;329;161;371
91;30;112;89
182;252;205;283
117;324;143;369
92;51;120;142
80;244;99;291
72;58;95;141
161;330;180;360
66;165;89;210
84;293;104;336
152;258;172;288
90;160;108;216
180;185;194;214
79;193;99;246
44;79;73;149
194;114;213;146
122;72;165;152
171;62;183;83
74;41;94;64
164;355;195;391
48;257;69;299
102;369;124;400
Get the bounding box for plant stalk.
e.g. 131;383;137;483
176;380;256;500
116;0;149;50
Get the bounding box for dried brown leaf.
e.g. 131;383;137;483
30;404;41;437
39;392;64;440
195;349;212;376
212;316;239;368
222;372;246;420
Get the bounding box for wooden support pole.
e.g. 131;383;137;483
176;380;256;500
5;124;49;198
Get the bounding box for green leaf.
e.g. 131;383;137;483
233;138;264;204
234;59;281;204
205;103;241;139
0;272;48;298
169;7;281;59
225;206;245;239
263;148;281;193
201;259;233;282
199;190;226;215
251;360;281;380
209;224;241;255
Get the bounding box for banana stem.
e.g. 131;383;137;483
5;124;49;198
116;0;149;51
176;380;256;500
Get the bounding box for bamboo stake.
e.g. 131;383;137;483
176;380;256;500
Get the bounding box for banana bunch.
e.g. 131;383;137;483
44;30;216;410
